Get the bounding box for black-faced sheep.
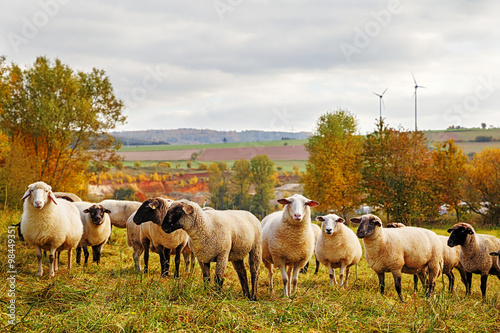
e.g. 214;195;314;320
20;182;83;277
261;194;320;296
162;199;262;301
447;223;500;298
74;203;112;265
350;214;443;302
315;214;362;287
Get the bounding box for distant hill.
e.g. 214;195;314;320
111;128;311;146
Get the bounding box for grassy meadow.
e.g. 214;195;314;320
2;210;500;332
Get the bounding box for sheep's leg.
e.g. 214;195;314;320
377;272;385;295
54;251;59;272
190;253;196;273
36;246;44;276
265;262;274;294
456;265;467;291
290;263;302;295
92;243;104;264
133;247;143;272
67;249;73;272
339;263;348;287
278;265;289;297
182;253;190;274
480;274;488;298
446;271;455;292
158;245;170;277
173;244;182;278
83;246;90;265
142;239;150;274
231;260;250;299
287;265;293;294
413;275;419;292
76;247;82;265
48;248;57;277
214;257;228;291
301;262;309;273
315;259;320;275
426;265;440;298
248;247;261;301
344;266;351;287
327;263;337;286
392;273;403;302
465;272;472;295
200;261;211;286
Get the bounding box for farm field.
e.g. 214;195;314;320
2;210;500;332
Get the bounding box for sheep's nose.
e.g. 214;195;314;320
34;201;43;208
325;228;333;234
293;214;302;220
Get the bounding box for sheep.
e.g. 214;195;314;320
73;203;112;265
98;199;142;228
490;250;500;267
447;222;500;298
132;197;189;278
20;181;83;277
385;222;466;292
53;192;82;202
350;214;443;302
301;222;321;274
315;214;362;287
162;199;262;301
261;194;320;296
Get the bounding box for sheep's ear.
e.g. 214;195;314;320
350;217;361;224
277;198;291;205
490;252;499;256
316;216;325;222
182;204;194;215
447;228;453;233
49;192;58;205
21;188;31;201
148;201;157;210
467;229;474;235
337;218;345;224
83;208;90;213
306;200;320;207
104;209;111;214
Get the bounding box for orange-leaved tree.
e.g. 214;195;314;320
303;109;363;218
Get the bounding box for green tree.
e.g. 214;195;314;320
303;109;363;218
231;159;252;210
362;120;436;224
208;162;230;209
432;139;468;221
250;155;275;218
0;56;125;205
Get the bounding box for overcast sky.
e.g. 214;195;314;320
1;0;499;135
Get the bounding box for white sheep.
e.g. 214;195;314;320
315;214;362;287
98;199;142;228
73;203;112;265
132;197;189;278
261;194;320;296
447;222;500;298
350;214;443;302
162;199;262;301
20;181;83;277
126;211;148;272
53;192;82;202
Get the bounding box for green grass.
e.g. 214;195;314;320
119;139;308;152
2;210;500;332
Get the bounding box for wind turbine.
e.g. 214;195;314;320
412;74;425;131
372;88;388;121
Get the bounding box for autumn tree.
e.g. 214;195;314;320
250;155;275;218
432;139;468;221
464;148;500;225
362;120;436;224
303;109;363;218
208;162;231;209
231;158;252;210
0;56;125;205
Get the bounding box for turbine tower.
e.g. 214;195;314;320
372;88;388;121
412;74;425;131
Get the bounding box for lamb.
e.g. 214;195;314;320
386;222;467;292
315;214;362;287
20;181;83;277
162;199;262;301
447;223;500;298
261;194;320;296
133;197;189;278
98;199;142;228
73;203;112;265
350;214;443;302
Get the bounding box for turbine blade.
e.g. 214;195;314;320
419;85;427;89
372;92;381;97
412;73;417;85
382;88;388;96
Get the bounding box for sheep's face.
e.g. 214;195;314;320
21;182;58;209
83;205;111;225
316;214;344;235
350;214;382;239
447;223;474;247
133;198;169;226
278;194;319;223
490;250;500;267
162;201;193;234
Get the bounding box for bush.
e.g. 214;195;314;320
475;136;493;142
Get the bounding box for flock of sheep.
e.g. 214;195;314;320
19;181;500;302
